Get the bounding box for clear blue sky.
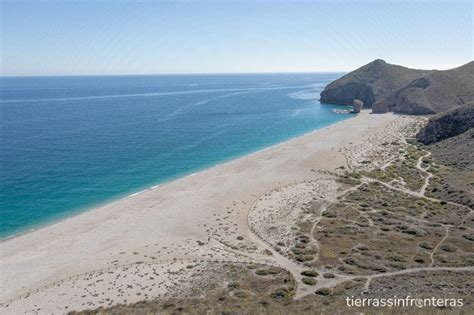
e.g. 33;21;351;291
1;0;472;76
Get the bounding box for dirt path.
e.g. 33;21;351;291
363;265;474;293
429;227;450;267
417;151;433;196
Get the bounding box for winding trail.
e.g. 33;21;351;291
430;227;450;267
245;141;473;300
363;266;474;293
417;151;433;196
309;202;327;263
325;132;473;298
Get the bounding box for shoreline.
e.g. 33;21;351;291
1;111;353;242
0;110;400;312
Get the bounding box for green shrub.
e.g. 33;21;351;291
302;277;317;286
315;288;332;296
300;270;318;277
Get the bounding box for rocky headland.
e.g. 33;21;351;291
321;60;474;115
320;59;429;109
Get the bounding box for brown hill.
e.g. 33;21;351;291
416;104;474;144
422;119;474;208
320;59;429;108
380;61;474;114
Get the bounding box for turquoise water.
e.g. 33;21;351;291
0;73;348;239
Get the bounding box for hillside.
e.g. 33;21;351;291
321;60;474;115
416;104;474;144
416;105;474;208
320;59;429;108
387;62;474;114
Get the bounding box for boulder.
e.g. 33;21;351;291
372;99;390;113
352;99;363;113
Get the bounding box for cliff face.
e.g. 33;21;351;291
416;104;474;144
389;62;474;115
320;59;428;108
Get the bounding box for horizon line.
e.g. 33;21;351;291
2;61;468;78
0;70;349;79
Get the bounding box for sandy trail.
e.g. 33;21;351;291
416;150;433;196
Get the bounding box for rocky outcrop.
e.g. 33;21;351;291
352;99;363;113
389;62;474;115
320;59;429;108
416;104;474;144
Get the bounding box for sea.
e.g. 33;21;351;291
0;73;349;239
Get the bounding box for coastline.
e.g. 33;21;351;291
0;110;399;312
1;111;352;242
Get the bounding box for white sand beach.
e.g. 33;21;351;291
0;110;406;313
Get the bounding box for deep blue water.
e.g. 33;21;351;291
0;73;348;239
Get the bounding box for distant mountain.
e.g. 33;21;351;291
416;104;474;144
320;59;429;108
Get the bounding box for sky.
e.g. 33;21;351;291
0;0;472;76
